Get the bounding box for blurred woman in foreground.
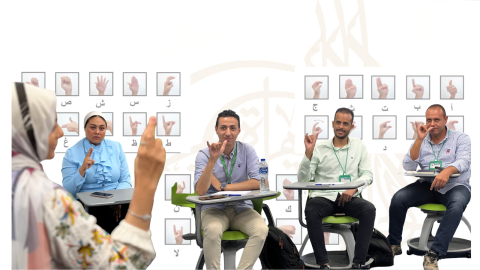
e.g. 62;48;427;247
12;82;165;269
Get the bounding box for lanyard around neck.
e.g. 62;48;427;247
219;142;237;184
332;140;348;175
430;130;450;161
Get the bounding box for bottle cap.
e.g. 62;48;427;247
261;159;265;161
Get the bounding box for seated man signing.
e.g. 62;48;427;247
195;109;268;270
388;104;471;270
297;107;375;269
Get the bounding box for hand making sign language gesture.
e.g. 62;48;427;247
411;78;424;99
344;78;357;98
61;76;73;95
312;81;322;99
304;132;319;160
79;147;95;177
378;121;392;139
61;117;79;134
129;116;142;136
26;77;39;87
95;75;109;95
446;80;457;99
376;77;389;99
173;225;184;244
162;115;176;135
128;76;139;95
163;76;175;95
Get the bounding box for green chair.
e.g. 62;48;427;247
406;203;471;258
297;189;374;269
171;183;280;269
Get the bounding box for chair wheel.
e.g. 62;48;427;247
467;253;471;258
407;250;412;255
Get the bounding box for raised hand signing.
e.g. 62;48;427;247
129;116;142;136
176;181;186;194
411;79;424;99
446;80;457;99
128;76;139;95
410;121;425;140
376;77;388;99
378;121;392;139
95;75;109;95
345;79;357;98
79;147;95;177
162;115;176;136
163;76;175;95
61;76;72;95
312;81;322;99
174;225;184;244
415;121;433;141
312;122;323;138
304;132;319;160
207;140;227;161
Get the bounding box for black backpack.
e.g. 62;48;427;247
259;205;305;269
350;223;394;267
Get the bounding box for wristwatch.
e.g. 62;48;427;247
221;183;227;191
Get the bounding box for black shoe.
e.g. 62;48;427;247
351;262;361;269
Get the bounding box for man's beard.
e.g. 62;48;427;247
335;129;350;139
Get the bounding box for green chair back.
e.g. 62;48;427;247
171;183;197;208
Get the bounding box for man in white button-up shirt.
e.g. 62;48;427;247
297;108;374;269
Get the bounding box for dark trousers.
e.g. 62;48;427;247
80;202;129;234
387;181;470;256
305;194;376;265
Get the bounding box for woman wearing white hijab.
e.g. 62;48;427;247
62;111;131;233
12;82;165;269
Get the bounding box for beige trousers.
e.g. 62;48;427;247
201;207;268;270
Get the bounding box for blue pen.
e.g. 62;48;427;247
315;183;334;185
227;194;242;196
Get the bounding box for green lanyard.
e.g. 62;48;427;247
332;141;349;176
430;130;450;161
219;142;237;184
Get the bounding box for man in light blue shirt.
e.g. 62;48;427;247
388;104;471;270
194;109;267;270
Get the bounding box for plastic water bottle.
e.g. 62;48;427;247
259;159;269;193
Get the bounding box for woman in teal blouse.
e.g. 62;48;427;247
62;111;132;232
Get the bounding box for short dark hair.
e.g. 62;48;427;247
84;115;107;128
334;107;354;124
216;109;240;128
426;104;446;118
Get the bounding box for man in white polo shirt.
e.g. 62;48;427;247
297;107;375;269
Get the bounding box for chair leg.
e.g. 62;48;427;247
461;216;471;232
222;245;238;270
418;214;439;251
299;234;309;257
196;250;205;270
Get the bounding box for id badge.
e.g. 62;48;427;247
339;175;351;182
429;161;442;170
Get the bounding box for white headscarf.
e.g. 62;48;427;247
83;111;106;128
12;82;57;269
